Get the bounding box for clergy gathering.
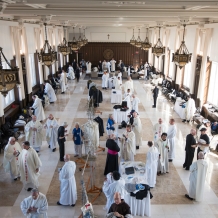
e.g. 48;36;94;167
1;1;218;218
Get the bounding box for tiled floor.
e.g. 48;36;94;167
0;75;218;218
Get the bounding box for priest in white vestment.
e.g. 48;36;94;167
19;141;42;191
103;171;126;211
185;152;208;201
86;61;92;73
44;114;59;152
120;125;136;161
59;72;66;94
131;94;140;113
132;112;142;149
43;81;57;103
30;95;45;121
67;64;75;80
107;61;111;73
123;76;134;93
102;72;108;89
153;118;167;146
145;141;159;187
21;188;48;218
110;58;116;72
102;60;108;71
182;96;196;123
25;115;43;152
57;154;77;206
167;118;177;162
114;77;122;90
3;137;22;180
156;133;169;174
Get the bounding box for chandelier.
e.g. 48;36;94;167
152;27;165;57
68;27;79;52
83;29;88;45
142;27;152;51
38;23;57;67
135;29;142;48
0;47;20;97
130;29;136;46
172;24;192;69
58;26;71;56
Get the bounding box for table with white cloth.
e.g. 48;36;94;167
111;89;122;104
120;161;151;217
108;77;116;89
113;108;129;123
174;98;186;119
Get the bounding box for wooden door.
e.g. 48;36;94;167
133;52;139;68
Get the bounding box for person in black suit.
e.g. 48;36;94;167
75;64;80;82
58;122;68;161
72;59;77;71
152;85;159;108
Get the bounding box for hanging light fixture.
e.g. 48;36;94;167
0;47;20;97
141;27;152;51
152;26;165;58
82;28;88;45
135;29;142;48
58;26;71;56
77;28;84;48
38;23;57;67
172;24;192;69
68;27;79;52
130;29;136;46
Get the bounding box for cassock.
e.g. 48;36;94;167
132;97;140;113
167;125;177;160
102;74;108;88
189;159;208;201
120;131;136;161
67;66;75;80
44;118;59;150
107;61;111;73
110;60;116;72
104;139;120;175
59;161;77;205
25;120;43;152
31;97;45;121
59;72;66;93
19;147;42;189
3;141;22;179
103;173;126;211
123;80;134;93
153;123;167;145
44;83;57;103
20;192;48;218
156;138;169;173
145;146;159;187
132;116;142;147
185;98;196;121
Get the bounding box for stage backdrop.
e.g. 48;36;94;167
69;42;148;68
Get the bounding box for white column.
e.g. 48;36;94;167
0;94;4;118
164;29;170;76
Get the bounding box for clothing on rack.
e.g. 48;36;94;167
89;86;103;107
94;116;104;137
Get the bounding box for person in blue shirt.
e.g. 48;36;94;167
72;122;84;157
106;114;116;135
211;122;218;132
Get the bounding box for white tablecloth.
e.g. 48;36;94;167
174;98;186;119
113;108;129;123
111;89;122;104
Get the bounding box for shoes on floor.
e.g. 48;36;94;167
168;159;173;162
52;148;56;152
182;119;186;122
61;92;65;94
27;188;33;192
57;201;62;205
185;194;193;200
71;204;75;207
185;168;190;171
152;106;156;108
14;178;17;181
48;145;50;148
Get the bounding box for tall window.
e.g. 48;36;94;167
29;54;37;86
183;62;192;88
207;61;218;106
168;50;174;78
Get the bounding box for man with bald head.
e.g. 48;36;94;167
185;152;208;201
57;154;77;207
183;129;197;170
25;115;43;153
153;118;167;147
44;114;59;152
107;192;131;218
3;137;22;180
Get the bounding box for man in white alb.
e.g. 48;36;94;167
110;58;116;72
185;151;208;201
102;72;108;90
57;154;77;207
43;81;57;103
25;115;43;152
3;137;22;180
20;188;48;218
59;71;66;94
123;76;134;93
153;118;167;146
19;141;42;191
167;118;177;162
182;95;196;123
114;77;122;90
123;89;132;109
102;60;108;71
131;94;140;113
107;60;111;73
67;63;75;80
30;95;45;122
145;141;159;188
44;114;59;152
132;112;142;149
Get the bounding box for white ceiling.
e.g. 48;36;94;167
1;0;218;28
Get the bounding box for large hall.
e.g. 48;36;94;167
0;1;218;218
